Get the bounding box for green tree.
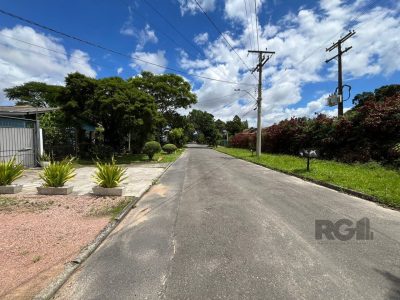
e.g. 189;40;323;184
4;81;64;107
129;72;197;114
168;128;186;148
352;84;400;107
58;73;157;152
188;109;219;146
226;115;247;136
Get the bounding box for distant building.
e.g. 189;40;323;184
0;105;57;128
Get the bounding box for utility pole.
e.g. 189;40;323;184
248;49;275;157
326;30;355;117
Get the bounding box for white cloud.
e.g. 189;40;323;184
0;25;96;105
135;24;158;51
194;32;209;45
120;7;158;51
130;50;168;74
117;67;123;75
178;0;216;15
178;0;400;126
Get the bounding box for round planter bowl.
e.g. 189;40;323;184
37;186;73;195
0;184;23;194
92;186;125;196
40;161;51;168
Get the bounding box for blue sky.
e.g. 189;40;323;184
0;0;399;125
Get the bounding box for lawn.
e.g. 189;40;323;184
217;147;400;208
77;149;184;165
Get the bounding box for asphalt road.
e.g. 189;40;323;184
56;145;400;300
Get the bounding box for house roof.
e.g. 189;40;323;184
0;105;58;116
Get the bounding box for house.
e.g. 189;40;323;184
0;105;57;167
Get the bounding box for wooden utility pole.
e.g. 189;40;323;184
326;30;355;117
248;49;275;157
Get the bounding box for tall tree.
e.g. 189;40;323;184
4;81;64;107
188;109;219;145
226;115;248;136
58;73;157;152
129;71;197;123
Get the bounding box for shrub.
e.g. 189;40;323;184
93;157;127;188
163;143;177;154
88;144;114;160
143;141;161;160
39;158;75;187
0;156;24;185
168;128;186;148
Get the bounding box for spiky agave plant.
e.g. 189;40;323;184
39;157;76;187
93;157;127;188
0;156;24;185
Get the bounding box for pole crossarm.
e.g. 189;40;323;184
325;30;355;117
326;30;356;52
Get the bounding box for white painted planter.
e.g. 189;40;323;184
92;186;125;196
40;161;51;168
37;185;73;195
0;184;23;194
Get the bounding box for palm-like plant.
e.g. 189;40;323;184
93;157;127;188
39;158;76;187
0;156;24;185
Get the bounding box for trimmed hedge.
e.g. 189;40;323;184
162;143;177;154
143;141;161;160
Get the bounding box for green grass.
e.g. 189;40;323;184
77;149;184;166
89;198;132;220
217;147;400;208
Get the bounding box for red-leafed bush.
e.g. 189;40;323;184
230;132;256;149
229;85;400;166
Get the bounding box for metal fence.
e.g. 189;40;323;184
0;116;39;167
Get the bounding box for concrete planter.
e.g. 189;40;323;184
92;186;125;196
0;184;23;194
40;161;51;168
37;185;73;195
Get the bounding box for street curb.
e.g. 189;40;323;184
33;154;182;300
217;149;397;210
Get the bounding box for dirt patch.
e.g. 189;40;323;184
0;194;126;299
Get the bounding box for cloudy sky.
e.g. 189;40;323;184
0;0;399;126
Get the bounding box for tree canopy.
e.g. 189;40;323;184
4;81;64;107
226;115;248;136
58;73;157;151
129;71;197;119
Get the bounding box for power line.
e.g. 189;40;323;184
118;0;198;57
0;8;256;86
0;38;115;75
0;32;115;72
193;0;257;79
280;0;384;74
141;0;205;58
254;0;260;51
130;0;243;87
244;0;257;67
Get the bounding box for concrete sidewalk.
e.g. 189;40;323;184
14;164;167;197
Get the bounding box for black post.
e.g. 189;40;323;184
307;157;310;172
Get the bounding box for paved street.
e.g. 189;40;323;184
57;145;400;300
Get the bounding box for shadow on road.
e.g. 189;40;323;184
374;267;400;300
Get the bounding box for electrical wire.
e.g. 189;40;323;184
0;8;256;86
193;0;257;79
254;0;260;51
